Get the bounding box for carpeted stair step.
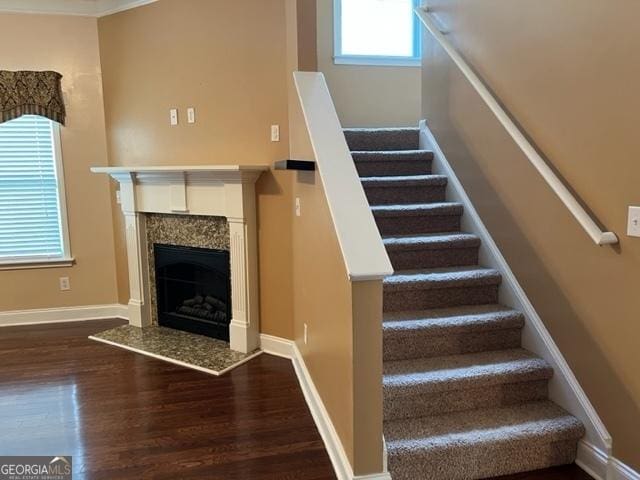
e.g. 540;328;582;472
383;304;524;361
344;127;420;151
352;150;433;177
351;124;584;479
383;232;480;270
384;400;585;480
383;349;552;420
372;202;463;236
361;174;447;205
383;266;501;312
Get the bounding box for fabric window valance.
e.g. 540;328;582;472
0;70;66;125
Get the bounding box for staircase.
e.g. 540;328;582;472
344;127;585;480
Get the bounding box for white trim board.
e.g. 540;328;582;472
0;304;127;327
576;440;640;480
0;0;158;17
259;334;391;480
259;333;296;359
609;458;640;480
578;440;610;480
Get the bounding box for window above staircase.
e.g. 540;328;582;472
334;0;421;67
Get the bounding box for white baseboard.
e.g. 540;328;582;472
0;303;128;327
259;333;295;359
577;440;640;480
610;457;640;480
259;334;391;480
352;473;392;480
578;440;610;480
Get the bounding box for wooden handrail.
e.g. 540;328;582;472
417;6;618;246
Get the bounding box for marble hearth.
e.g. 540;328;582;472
91;165;269;353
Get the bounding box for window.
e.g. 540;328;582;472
334;0;421;66
0;115;71;267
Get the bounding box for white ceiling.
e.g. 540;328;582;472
0;0;158;17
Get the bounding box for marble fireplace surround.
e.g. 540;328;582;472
91;165;269;353
145;213;230;327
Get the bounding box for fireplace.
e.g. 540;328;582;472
92;165;266;352
154;244;231;342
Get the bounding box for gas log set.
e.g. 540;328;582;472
176;295;228;323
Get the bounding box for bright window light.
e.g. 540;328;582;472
335;0;420;66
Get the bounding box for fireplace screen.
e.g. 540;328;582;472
154;244;231;341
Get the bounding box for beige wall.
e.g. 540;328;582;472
98;0;295;339
297;0;318;71
292;168;356;468
291;169;383;475
422;0;640;469
316;0;421;127
0;13;119;311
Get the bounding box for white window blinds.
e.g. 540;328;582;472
0;115;66;261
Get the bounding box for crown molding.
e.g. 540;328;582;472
96;0;158;16
0;0;158;17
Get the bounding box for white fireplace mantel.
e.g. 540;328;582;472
91;165;269;353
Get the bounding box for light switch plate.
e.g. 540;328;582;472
295;197;301;217
170;108;178;126
187;107;195;124
271;124;280;142
627;206;640;237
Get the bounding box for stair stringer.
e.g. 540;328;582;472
419;119;612;477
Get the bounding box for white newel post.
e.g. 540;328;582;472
92;165;267;352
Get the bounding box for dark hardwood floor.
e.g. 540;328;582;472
0;319;335;479
0;320;593;480
494;465;592;480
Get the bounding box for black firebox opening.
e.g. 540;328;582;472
154;244;231;342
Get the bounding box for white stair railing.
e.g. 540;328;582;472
293;71;393;280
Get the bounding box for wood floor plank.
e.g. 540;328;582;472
492;464;594;479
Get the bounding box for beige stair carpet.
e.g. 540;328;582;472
344;127;584;480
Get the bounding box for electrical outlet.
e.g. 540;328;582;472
59;277;70;291
169;108;178;126
628;206;640;237
116;190;121;204
295;197;301;217
187;107;196;124
271;124;280;142
303;323;308;345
